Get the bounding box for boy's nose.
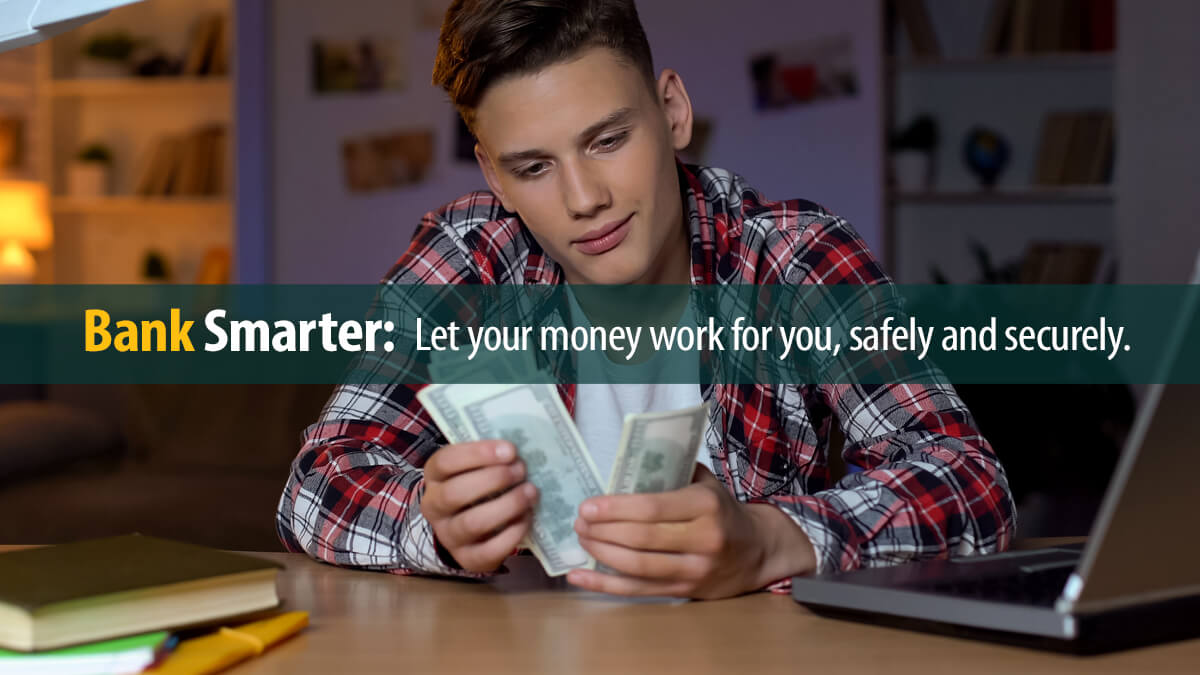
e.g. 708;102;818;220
561;163;611;219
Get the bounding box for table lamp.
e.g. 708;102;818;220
0;180;53;284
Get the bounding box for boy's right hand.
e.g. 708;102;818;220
421;440;538;573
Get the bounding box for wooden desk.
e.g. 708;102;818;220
237;542;1200;675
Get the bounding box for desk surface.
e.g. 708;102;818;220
233;540;1199;675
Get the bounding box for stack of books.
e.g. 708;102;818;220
0;535;284;674
894;0;1116;60
1033;110;1114;186
182;12;230;77
1018;242;1105;284
982;0;1116;55
134;125;227;198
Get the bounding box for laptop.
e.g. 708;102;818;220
791;270;1200;654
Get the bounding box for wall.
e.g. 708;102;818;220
1114;0;1200;283
269;0;883;283
638;0;884;254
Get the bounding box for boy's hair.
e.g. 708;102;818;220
433;0;656;130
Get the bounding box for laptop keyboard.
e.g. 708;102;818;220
919;564;1074;607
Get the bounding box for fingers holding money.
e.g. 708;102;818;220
578;480;719;524
569;468;773;599
456;512;534;569
426;480;538;573
448;481;539;543
574;520;700;554
436;460;527;514
424;440;517;482
421;439;539;573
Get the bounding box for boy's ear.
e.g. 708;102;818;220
657;68;694;152
475;143;515;212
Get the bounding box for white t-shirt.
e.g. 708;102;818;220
576;382;713;485
565;287;715;484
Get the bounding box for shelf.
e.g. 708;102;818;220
47;77;231;98
892;186;1113;205
893;52;1114;73
52;196;231;216
0;82;33;99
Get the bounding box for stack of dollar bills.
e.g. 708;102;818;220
419;350;707;577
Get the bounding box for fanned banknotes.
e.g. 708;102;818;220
417;381;605;576
420;350;709;578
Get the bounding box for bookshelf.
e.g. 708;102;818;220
51;195;231;216
0;81;33;100
885;0;1116;283
34;0;234;284
891;51;1113;72
892;185;1113;205
47;77;231;99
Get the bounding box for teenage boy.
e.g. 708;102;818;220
277;0;1015;599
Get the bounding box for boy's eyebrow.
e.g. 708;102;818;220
497;107;635;165
577;107;635;142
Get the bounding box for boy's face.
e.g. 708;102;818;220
472;47;694;285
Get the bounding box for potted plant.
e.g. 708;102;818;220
141;249;171;283
889;115;939;192
79;32;141;78
67;143;113;197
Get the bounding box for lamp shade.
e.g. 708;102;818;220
0;180;52;250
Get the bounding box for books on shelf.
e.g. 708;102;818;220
1087;0;1116;51
0;535;281;652
1019;242;1105;283
895;0;941;59
1034;110;1113;186
135;125;227;197
983;0;1114;55
182;11;229;77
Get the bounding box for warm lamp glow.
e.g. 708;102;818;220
0;181;52;284
0;180;53;250
0;239;35;282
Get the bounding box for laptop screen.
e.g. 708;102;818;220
1065;256;1200;612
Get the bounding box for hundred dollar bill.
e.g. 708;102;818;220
417;382;604;576
607;402;709;495
426;349;543;553
586;402;709;574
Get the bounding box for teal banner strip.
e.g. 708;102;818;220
0;284;1196;385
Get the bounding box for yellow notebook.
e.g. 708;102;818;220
149;611;308;675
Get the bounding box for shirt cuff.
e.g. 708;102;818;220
399;481;490;579
750;494;862;576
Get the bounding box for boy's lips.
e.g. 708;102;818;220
573;214;633;255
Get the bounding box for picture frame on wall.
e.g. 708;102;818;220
342;129;435;193
312;36;405;95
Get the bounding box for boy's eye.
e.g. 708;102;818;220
517;162;548;178
594;131;629;151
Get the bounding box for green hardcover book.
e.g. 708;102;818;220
0;535;281;652
0;631;169;675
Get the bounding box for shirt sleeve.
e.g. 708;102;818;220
274;212;489;578
761;215;1018;576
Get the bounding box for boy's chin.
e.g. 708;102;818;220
569;258;653;285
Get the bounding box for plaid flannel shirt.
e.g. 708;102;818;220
276;161;1017;584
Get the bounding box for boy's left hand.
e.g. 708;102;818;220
567;466;815;599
